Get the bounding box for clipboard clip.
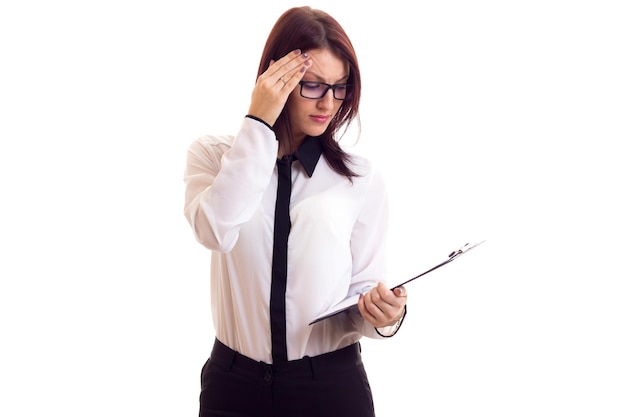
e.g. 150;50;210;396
448;240;486;259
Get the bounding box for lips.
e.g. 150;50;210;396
310;115;331;123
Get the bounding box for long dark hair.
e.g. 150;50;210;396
257;7;361;179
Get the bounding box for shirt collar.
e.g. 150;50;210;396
288;136;323;178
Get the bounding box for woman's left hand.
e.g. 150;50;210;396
357;282;407;328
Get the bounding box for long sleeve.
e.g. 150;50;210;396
345;163;396;338
183;117;279;252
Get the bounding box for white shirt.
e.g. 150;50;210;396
183;116;396;363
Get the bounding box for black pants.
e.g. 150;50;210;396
199;338;376;417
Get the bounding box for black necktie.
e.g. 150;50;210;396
270;155;294;363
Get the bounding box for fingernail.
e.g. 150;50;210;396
303;52;309;58
294;49;301;55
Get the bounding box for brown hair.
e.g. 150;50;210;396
257;6;361;179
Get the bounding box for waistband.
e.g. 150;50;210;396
209;338;363;382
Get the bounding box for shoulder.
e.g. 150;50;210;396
347;152;386;186
187;134;234;159
185;135;235;173
188;134;234;152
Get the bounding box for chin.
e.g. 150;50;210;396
306;126;330;138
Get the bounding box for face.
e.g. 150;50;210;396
286;48;350;143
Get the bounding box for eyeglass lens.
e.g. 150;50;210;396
300;82;350;100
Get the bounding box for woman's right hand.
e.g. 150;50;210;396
247;49;311;126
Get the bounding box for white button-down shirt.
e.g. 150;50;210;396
184;117;395;363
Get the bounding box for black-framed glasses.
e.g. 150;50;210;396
298;81;352;100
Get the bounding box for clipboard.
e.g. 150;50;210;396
309;241;486;325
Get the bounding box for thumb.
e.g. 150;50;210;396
393;286;406;297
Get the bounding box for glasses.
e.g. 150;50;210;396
298;81;352;100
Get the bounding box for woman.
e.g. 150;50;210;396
183;6;408;417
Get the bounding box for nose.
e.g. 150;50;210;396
316;88;335;108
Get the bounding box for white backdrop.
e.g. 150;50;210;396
1;1;625;416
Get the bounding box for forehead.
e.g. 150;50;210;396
304;48;349;82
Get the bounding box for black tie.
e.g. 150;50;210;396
270;155;294;363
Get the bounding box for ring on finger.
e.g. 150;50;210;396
280;77;287;85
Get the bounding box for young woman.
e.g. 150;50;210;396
183;6;408;417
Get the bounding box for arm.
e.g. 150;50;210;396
347;166;409;337
183;50;312;251
183;119;277;252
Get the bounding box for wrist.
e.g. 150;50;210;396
390;307;406;331
374;305;407;338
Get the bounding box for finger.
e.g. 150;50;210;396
393;286;407;298
275;64;311;98
371;286;405;318
375;282;406;306
361;293;401;327
267;49;305;75
360;302;381;325
258;50;305;86
364;291;386;318
373;282;397;305
271;51;311;86
357;294;374;321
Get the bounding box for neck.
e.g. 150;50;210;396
278;136;306;159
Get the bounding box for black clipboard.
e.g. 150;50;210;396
309;241;485;325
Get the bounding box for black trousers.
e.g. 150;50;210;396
199;338;376;417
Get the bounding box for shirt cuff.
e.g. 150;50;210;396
374;305;407;338
245;114;274;134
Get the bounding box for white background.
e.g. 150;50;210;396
1;1;625;416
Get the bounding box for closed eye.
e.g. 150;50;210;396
301;82;324;90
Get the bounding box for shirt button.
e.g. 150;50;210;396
264;367;273;383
